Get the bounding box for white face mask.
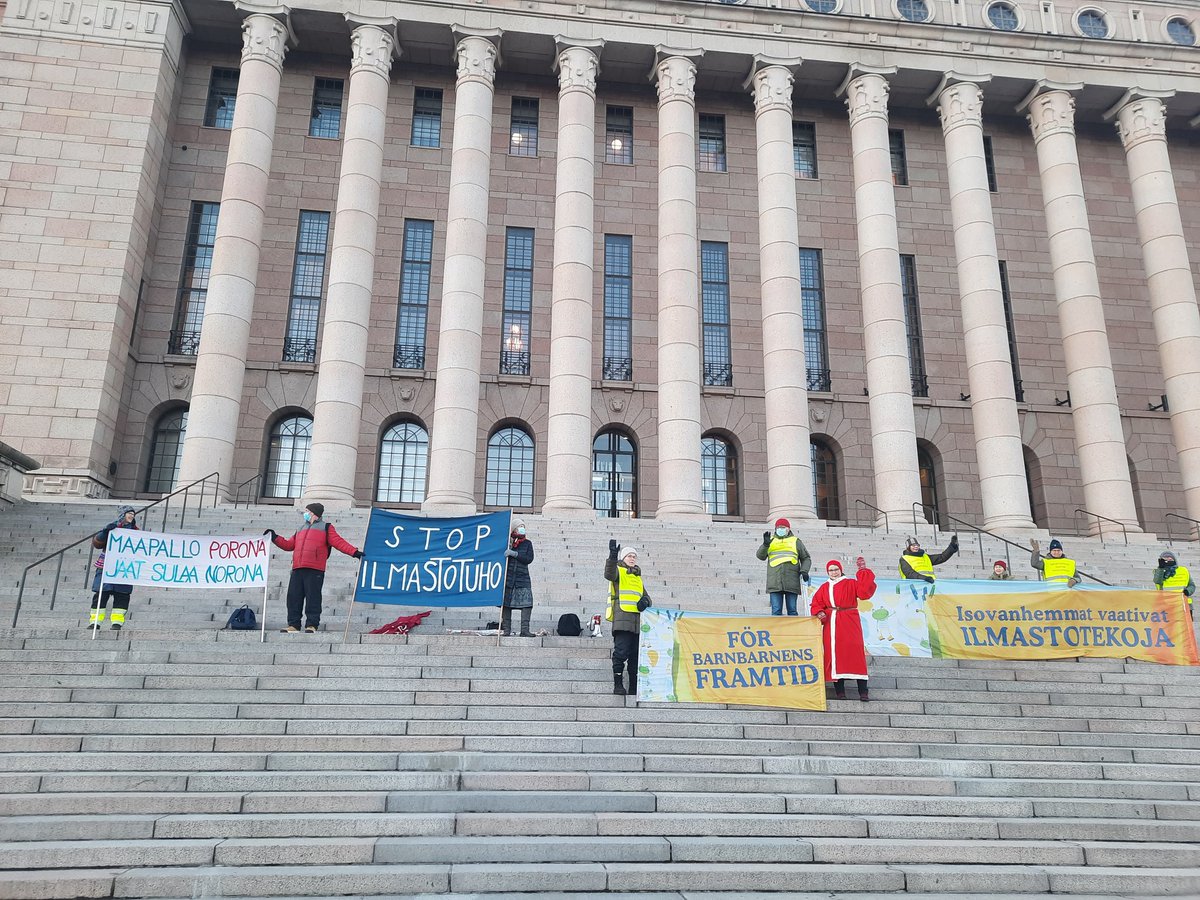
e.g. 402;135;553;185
775;528;788;537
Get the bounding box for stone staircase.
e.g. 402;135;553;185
0;500;1198;897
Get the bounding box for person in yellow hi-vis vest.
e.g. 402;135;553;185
605;541;651;696
898;534;958;583
1153;550;1194;617
1029;538;1080;587
756;518;812;616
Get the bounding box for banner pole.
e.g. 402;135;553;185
259;584;269;644
342;595;356;645
344;557;364;645
91;578;102;641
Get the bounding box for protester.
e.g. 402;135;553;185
501;520;535;636
989;560;1013;581
90;504;139;630
810;556;877;701
1153;550;1194;616
756;518;811;616
898;534;958;582
265;502;362;633
605;541;651;696
1030;538;1079;587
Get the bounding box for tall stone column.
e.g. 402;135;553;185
653;48;708;521
934;77;1035;532
1020;84;1141;535
1110;91;1200;530
178;12;288;494
841;66;923;524
542;39;603;518
748;57;817;523
422;29;501;515
304;21;397;511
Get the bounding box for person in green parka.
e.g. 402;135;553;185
756;518;812;616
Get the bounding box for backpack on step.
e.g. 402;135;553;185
556;613;582;637
225;605;258;631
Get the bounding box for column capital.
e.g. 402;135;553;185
554;39;603;96
347;20;399;79
839;67;895;127
452;26;502;84
745;57;802;116
1102;88;1173;151
1022;88;1078;143
935;80;985;134
650;47;703;106
238;9;290;71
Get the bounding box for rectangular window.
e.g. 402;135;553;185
889;129;909;186
509;97;539;157
605;106;633;165
700;242;732;387
602;235;633;381
998;261;1024;402
699;114;727;173
169;202;220;355
1040;0;1058;33
900;254;928;397
793;121;818;179
501;228;534;375
203;67;239;129
309;77;344;139
411;88;443;148
983;135;998;193
394;220;434;369
282;211;331;364
799;249;830;392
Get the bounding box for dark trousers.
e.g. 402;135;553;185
500;606;531;634
91;591;130;611
612;630;639;682
286;568;325;629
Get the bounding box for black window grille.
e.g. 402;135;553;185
411;88;443;148
203;68;239;129
394;219;433;369
169;201;219;356
501;228;534;375
282;211;330;364
889;129;909;186
605;106;633;164
377;421;428;503
900;254;928;397
509;97;539;157
701;242;732;387
793;121;818;179
309;77;344;139
603;235;633;381
486;427;534;507
799;248;830;392
699;115;727;173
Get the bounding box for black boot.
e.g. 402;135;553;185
627;674;637;696
834;679;846;700
858;681;870;703
613;673;626;696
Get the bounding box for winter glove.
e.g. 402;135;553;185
504;548;518;558
921;574;935;584
608;539;619;559
263;528;276;539
762;531;771;545
636;598;651;612
856;556;867;571
949;534;959;550
801;571;810;583
352;550;363;559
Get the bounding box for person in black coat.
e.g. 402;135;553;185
90;504;138;630
501;521;535;636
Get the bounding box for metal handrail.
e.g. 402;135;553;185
233;474;262;509
1074;507;1129;546
1164;512;1200;544
853;498;889;534
12;471;220;627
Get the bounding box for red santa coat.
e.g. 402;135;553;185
809;567;877;681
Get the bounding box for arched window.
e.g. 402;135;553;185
810;437;840;522
701;435;739;516
264;414;312;499
144;408;188;493
486;426;534;508
376;421;428;504
593;429;638;518
916;442;942;527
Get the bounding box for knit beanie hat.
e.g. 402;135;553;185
1049;539;1063;551
620;546;639;562
305;502;325;519
826;559;844;573
116;505;136;519
993;559;1007;570
905;536;920;549
775;518;790;529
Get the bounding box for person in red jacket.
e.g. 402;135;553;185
809;556;877;702
265;502;362;633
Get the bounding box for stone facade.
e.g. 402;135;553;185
1;0;1199;538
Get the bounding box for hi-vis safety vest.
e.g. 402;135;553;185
900;553;934;579
767;535;800;568
1160;565;1192;604
1042;556;1077;583
605;567;644;621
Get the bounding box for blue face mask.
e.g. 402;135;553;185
775;528;788;537
516;527;526;536
303;512;312;524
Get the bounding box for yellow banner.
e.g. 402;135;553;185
926;589;1199;666
672;615;826;710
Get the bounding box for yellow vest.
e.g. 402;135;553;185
1161;565;1191;604
605;567;644;621
1043;556;1077;583
900;553;934;579
767;535;800;568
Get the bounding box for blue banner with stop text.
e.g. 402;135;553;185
354;509;512;607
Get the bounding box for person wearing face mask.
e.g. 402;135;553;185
605;541;651;696
500;521;536;636
89;505;139;630
810;556;877;701
1153;550;1194;616
265;502;362;633
756;518;812;616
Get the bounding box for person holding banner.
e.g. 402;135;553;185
810;557;877;701
899;535;958;583
1029;538;1080;588
1153;550;1194;616
756;518;811;616
605;541;651;696
89;504;139;630
266;503;362;633
500;521;536;636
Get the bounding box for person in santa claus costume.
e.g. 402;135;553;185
810;557;877;702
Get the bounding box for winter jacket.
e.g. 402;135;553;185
899;540;958;581
1031;550;1080;587
988;570;1013;581
272;522;358;571
503;537;535;607
604;557;650;634
1153;564;1195;598
755;531;811;594
93;519;139;594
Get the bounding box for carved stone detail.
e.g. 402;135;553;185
937;81;984;134
845;72;890;126
556;45;599;96
455;34;499;84
1026;90;1076;143
241;13;288;71
654;56;697;106
351;24;394;79
751;65;794;116
1115;96;1167;151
